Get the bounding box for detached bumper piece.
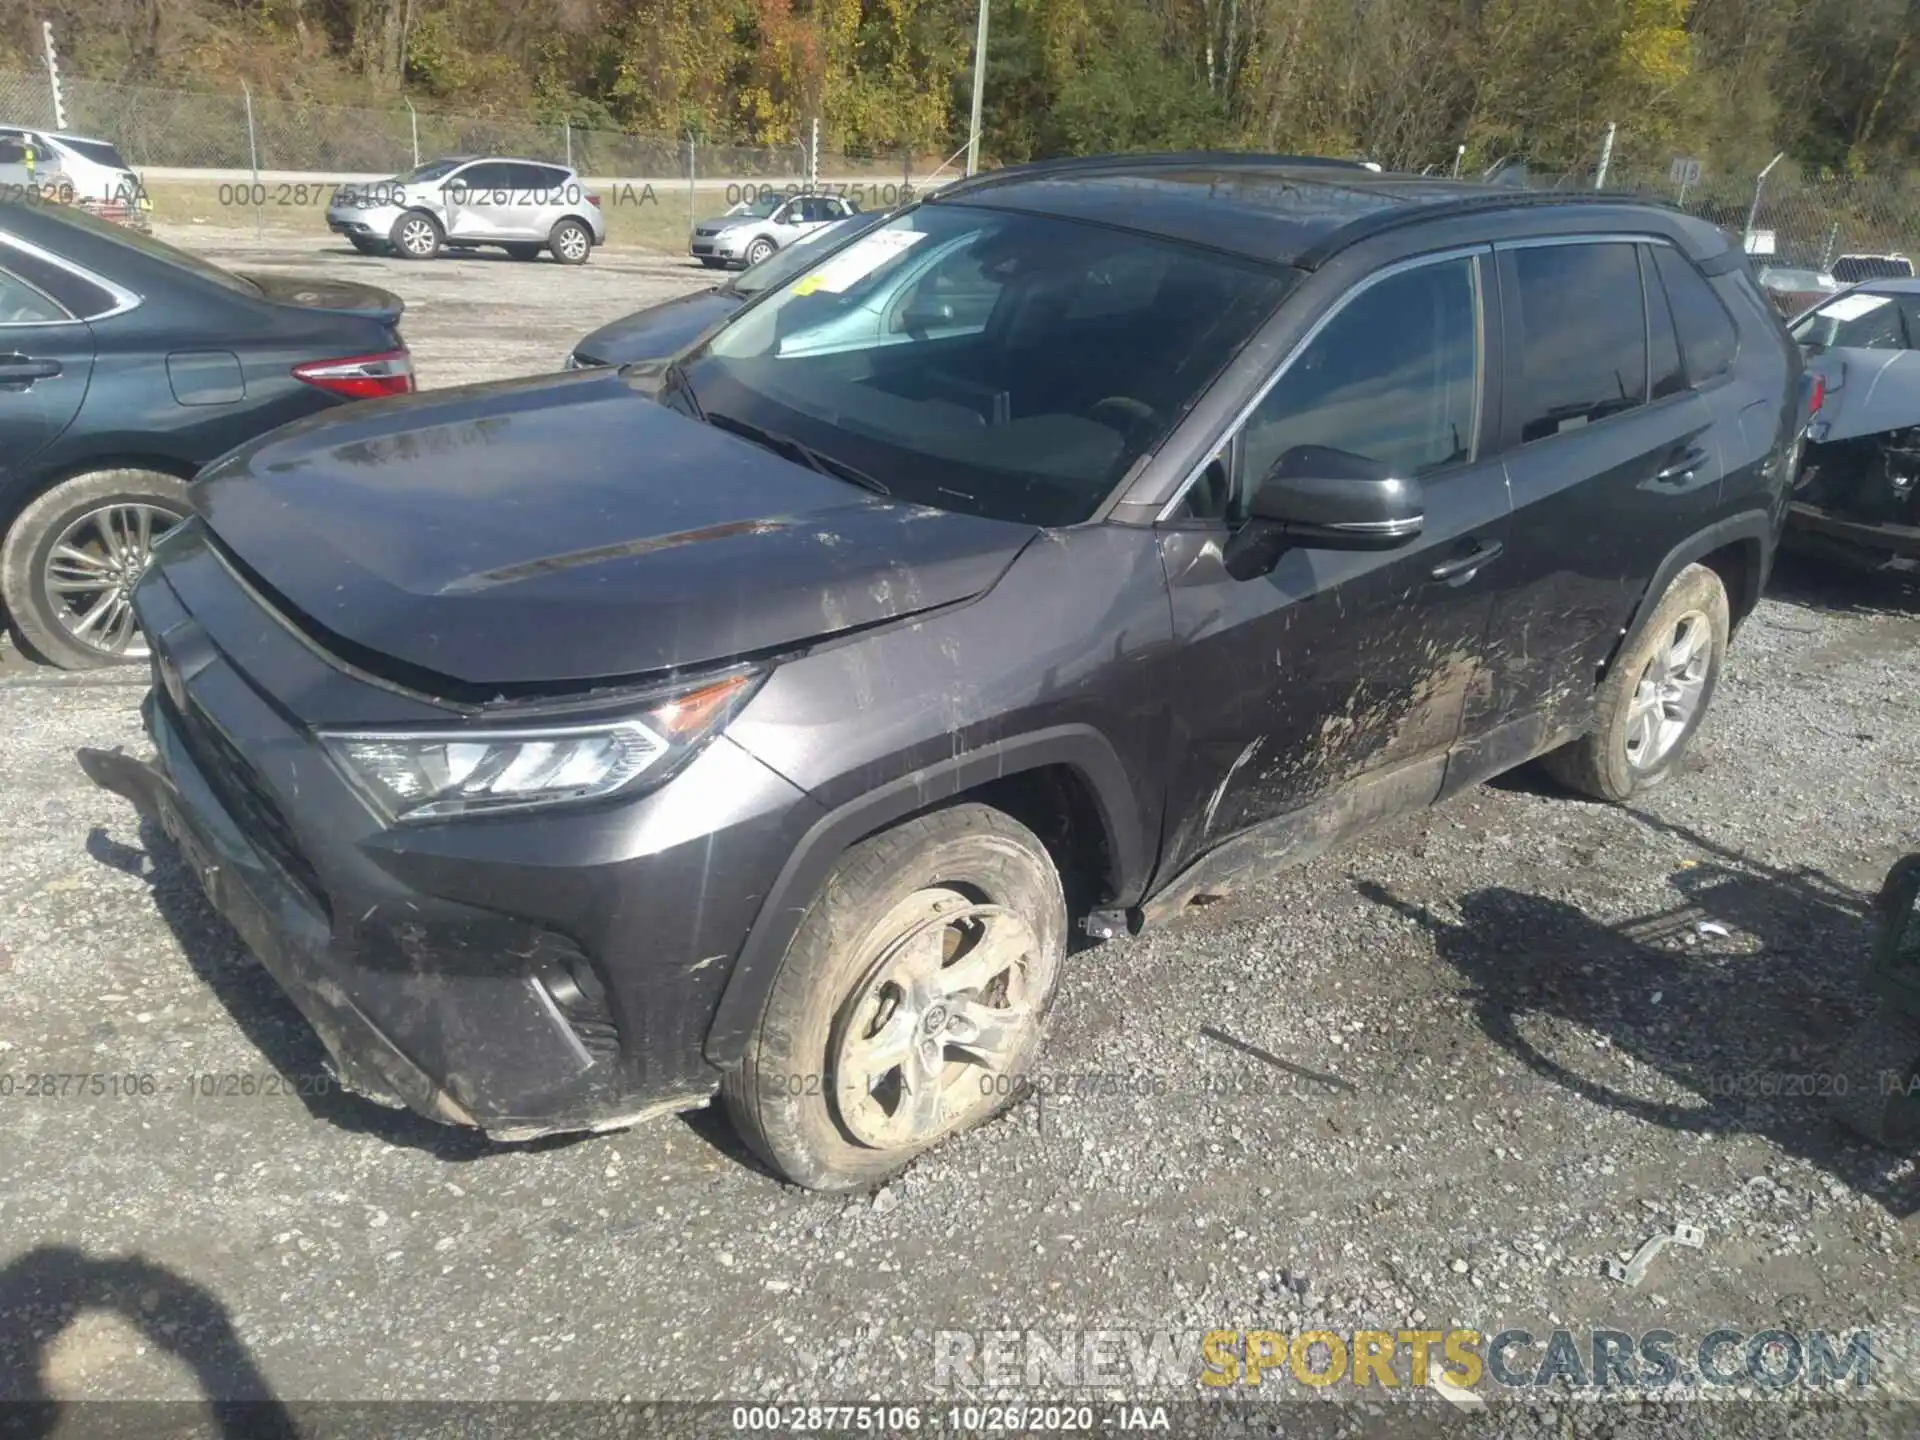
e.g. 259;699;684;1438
1784;501;1920;572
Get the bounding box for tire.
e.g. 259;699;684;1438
698;257;726;270
722;803;1067;1191
1829;1008;1920;1148
2;468;190;670
550;219;593;265
1540;562;1729;802
347;236;386;256
505;242;543;261
389;210;442;260
744;236;776;267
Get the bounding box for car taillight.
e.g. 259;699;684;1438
1809;374;1826;416
292;349;414;400
587;192;602;209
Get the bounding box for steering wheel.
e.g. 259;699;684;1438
1089;395;1163;443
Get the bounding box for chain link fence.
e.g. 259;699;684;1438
0;67;879;181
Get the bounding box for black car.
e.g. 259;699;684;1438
82;156;1803;1190
566;207;892;368
0;200;410;668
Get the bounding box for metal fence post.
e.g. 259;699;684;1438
1744;151;1786;252
1594;121;1616;190
241;80;262;241
687;132;696;236
404;97;419;168
565;120;572;170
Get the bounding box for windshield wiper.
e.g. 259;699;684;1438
705;411;891;495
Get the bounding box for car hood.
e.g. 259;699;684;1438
572;289;741;366
696;214;763;233
190;369;1037;689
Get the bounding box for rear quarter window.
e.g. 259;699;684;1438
1651;245;1738;382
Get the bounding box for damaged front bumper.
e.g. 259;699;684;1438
79;536;822;1140
1783;500;1920;572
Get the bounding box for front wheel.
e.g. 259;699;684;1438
1540;562;1730;802
722;804;1067;1190
389;211;443;260
549;219;593;265
743;237;776;267
2;469;189;669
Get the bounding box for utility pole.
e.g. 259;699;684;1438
965;0;990;177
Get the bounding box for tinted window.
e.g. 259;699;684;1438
1242;256;1480;486
0;268;68;324
1643;248;1686;401
691;206;1292;526
0;244;116;317
1511;242;1647;443
0;137;24;166
456;162;513;191
1652;246;1737;381
55;137;130;169
397;158;464;184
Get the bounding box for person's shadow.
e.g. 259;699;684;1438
0;1247;297;1438
1356;809;1920;1216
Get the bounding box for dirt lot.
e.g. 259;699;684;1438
2;232;1919;1434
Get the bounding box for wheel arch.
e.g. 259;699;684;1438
1;453;197;538
702;726;1149;1068
1601;510;1773;683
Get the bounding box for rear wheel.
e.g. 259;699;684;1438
2;469;189;670
722;804;1067;1190
550;219;593;265
390;210;442;260
1541;562;1729;802
504;242;543;261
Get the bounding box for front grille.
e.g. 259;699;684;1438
158;687;330;917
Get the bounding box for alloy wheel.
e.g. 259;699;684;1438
1624;610;1712;770
831;892;1040;1150
43;502;181;660
556;225;590;261
400;218;437;256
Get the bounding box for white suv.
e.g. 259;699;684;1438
326;156;608;264
0;126;149;224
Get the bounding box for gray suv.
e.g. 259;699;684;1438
326;156;607;264
690;192;859;268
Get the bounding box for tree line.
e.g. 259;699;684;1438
7;0;1918;176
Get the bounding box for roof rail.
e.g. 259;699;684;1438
1293;188;1683;269
927;150;1374;201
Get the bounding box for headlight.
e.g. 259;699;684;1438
320;671;760;822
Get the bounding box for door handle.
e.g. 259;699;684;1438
1430;538;1502;583
0;355;60;388
1655;446;1709;483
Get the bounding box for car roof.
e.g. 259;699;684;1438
1837;276;1920;295
929;153;1728;269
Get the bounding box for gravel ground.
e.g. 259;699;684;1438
1;233;1918;1435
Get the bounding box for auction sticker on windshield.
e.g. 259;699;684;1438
1817;293;1894;322
792;229;928;296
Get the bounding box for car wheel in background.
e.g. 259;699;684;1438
722;803;1067;1191
1540;561;1730;802
744;237;776;267
2;469;190;670
505;243;543;261
550;219;593;265
390;211;443;260
347;237;387;256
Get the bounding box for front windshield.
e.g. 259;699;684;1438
687;204;1294;526
395;159;464;184
731;194;786;220
1791;290;1909;349
733;212;889;297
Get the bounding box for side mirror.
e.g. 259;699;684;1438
1248;445;1424;549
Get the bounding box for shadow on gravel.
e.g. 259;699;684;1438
0;1245;297;1435
83;820;589;1165
1358;809;1920;1217
1765;552;1920;617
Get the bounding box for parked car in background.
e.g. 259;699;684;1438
569;207;890;368
0;200;410;668
0;126;151;229
1786;279;1920;572
326;157;606;263
82;156;1802;1190
1832;253;1915;285
690;192;861;269
1754;263;1838;318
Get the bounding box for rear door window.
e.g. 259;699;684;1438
1643;248;1686;401
1508;241;1648;444
1652;246;1738;382
0;268;69;325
